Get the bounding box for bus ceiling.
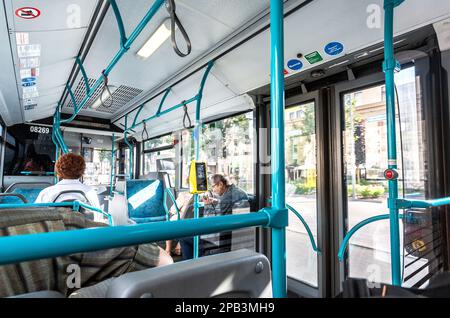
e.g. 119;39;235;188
0;0;449;130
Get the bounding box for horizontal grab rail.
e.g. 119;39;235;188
0;211;269;266
338;213;403;261
399;197;450;209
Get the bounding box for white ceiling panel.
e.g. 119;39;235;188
215;0;450;95
9;0;96;32
69;0;270;116
1;0;99;123
112;0;450;138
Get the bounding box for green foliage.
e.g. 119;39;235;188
290;181;316;195
347;184;385;199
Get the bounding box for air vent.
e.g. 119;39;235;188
64;78;143;114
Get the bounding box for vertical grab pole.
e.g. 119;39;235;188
193;61;214;259
383;0;404;286
110;133;115;197
270;0;288;298
124;115;133;180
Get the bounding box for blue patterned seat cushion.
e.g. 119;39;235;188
126;180;165;221
0;188;43;204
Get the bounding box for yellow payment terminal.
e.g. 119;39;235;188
188;160;208;194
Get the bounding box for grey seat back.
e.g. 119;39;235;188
106;249;272;298
10;291;65;298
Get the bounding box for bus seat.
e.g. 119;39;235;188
10;291;65;298
140;171;176;211
126;180;166;223
109;179;166;225
0;188;43;204
70;249;272;298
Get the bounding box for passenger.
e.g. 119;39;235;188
203;174;249;216
201;174;249;256
0;207;173;297
23;144;44;172
35;153;101;210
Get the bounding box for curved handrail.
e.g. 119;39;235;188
337;213;403;261
75;201;114;226
286;204;320;254
267;198;319;254
163;188;180;221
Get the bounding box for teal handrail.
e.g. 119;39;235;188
383;0;404;286
121;62;213;183
20;171;55;176
286;204;320;254
109;133;116;197
337;213;403;262
0;201;113;226
52;0;167;153
399;198;450;209
76;56;90;94
163;188;180;221
0;211;270;266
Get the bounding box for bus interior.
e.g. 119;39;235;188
0;0;449;299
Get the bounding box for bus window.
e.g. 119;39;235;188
343;66;428;286
83;149;112;186
3;124;55;175
181;112;254;194
142;134;176;185
285;101;318;287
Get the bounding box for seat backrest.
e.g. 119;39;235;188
0;188;44;204
105;249;272;298
125;179;166;223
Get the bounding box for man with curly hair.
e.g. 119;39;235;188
35;153;101;209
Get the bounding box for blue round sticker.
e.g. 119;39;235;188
22;81;36;87
287;59;303;71
22;77;36;83
324;42;344;56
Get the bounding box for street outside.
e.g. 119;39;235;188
286;194;430;288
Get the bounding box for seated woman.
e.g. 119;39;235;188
35;153;101;209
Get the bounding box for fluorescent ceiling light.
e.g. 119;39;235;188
136;19;172;59
91;86;117;109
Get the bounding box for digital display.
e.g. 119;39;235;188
196;162;208;191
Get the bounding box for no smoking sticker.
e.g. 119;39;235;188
15;7;41;19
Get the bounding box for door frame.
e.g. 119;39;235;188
283;89;330;298
330;72;386;296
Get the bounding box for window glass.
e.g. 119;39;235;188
285;101;318;287
3;124;55;175
143;148;176;185
343;66;430;287
143;134;174;150
181;112;254;193
83;149;112;185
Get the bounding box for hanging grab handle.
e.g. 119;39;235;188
100;70;114;108
182;101;192;128
142;121;149;141
166;0;192;57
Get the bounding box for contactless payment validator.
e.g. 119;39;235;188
189;161;208;194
